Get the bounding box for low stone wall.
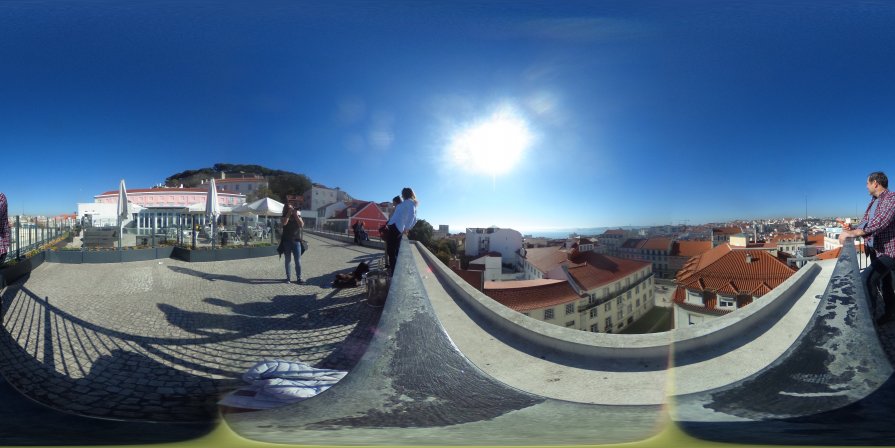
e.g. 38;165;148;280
46;247;175;264
307;230;385;250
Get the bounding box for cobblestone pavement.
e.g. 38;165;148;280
0;234;384;422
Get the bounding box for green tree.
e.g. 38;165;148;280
435;249;451;266
268;173;312;202
246;186;274;203
435;238;458;256
409;219;434;247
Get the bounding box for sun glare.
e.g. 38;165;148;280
447;108;533;177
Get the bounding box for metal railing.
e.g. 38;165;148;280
2;216;71;265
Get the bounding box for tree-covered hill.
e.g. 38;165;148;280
165;163;312;203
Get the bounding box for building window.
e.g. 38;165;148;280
604;302;611;312
626;291;632;299
591;324;599;332
588;294;596;305
523;312;529;317
565;320;575;327
719;296;735;308
636;299;641;307
605;317;612;331
616;296;622;305
590;308;597;318
544;309;554;320
617;310;623;320
565;303;574;315
627;304;633;314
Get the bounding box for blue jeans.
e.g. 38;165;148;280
284;240;302;281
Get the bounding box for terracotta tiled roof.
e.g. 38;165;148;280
483;279;581;312
565;252;651;291
816;248;842;260
524;247;572;274
621;238;646;249
770;233;804;243
806;233;825;246
641;237;672;251
672;240;712;257
523;247;650;290
675;244;795;301
712;226;742;235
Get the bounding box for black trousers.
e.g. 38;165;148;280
386;223;402;276
866;248;895;318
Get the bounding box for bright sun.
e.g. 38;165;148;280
447;107;533;177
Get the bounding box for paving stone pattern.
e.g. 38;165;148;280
0;234;384;422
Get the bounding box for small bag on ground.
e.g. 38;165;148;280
332;262;370;288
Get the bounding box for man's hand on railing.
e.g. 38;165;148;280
838;228;864;246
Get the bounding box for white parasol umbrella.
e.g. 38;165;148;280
231;203;255;215
206;178;220;249
186;202;233;214
116;179;129;249
246;197;285;216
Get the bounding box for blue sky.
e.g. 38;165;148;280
2;1;893;233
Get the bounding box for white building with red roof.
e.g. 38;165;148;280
83;187;245;231
672;243;796;328
213;175;268;196
510;245;653;333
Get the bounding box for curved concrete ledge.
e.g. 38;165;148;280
417;240;822;364
414;240;833;404
223;238;665;445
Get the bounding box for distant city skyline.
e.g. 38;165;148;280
2;2;892;230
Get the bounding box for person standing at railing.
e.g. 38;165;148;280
0;192;9;263
385;188;418;276
839;171;895;325
352;220;362;245
381;196;402;270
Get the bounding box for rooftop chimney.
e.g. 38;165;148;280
745;253;753;264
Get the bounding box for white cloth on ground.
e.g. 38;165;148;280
218;359;347;410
